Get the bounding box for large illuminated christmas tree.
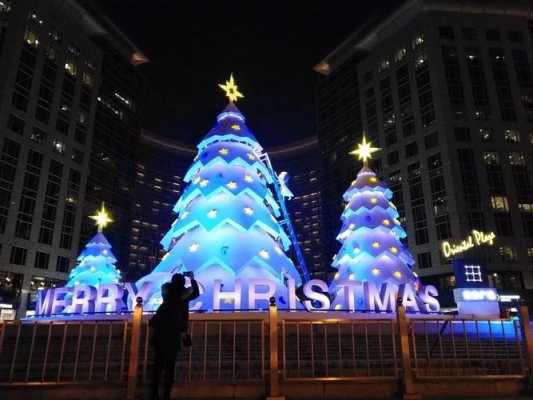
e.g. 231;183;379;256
330;137;418;301
66;204;122;287
138;75;302;310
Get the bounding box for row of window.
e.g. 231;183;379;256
7;113;85;164
8;245;70;272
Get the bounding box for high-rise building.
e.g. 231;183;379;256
130;131;322;280
315;0;533;303
0;0;147;316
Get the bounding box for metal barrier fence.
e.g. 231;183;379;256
0;302;532;400
0;317;266;384
0;320;131;383
409;318;527;377
281;319;398;380
137;318;266;383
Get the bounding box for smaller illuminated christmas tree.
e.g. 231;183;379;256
330;136;418;299
66;203;122;287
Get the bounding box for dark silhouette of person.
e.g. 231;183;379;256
149;272;199;400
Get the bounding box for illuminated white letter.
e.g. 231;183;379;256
50;287;72;315
303;279;330;311
286;276;298;310
95;284;125;313
70;285;97;314
248;279;276;309
399;284;420;313
418;285;440;313
213;279;241;310
36;288;55;316
340;281;364;311
364;282;398;312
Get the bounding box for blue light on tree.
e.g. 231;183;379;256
138;75;302;310
330;137;419;298
66;204;122;287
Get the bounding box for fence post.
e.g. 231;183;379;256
396;297;421;400
519;300;533;394
267;297;284;400
127;297;143;400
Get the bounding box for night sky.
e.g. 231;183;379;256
95;1;400;147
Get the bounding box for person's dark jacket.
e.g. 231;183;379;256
149;279;200;346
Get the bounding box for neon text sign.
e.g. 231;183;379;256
441;230;496;258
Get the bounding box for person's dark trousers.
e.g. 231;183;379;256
151;340;180;400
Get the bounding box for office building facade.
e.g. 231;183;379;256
0;0;146;316
316;0;533;303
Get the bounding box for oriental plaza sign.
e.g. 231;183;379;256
441;230;496;258
35;278;441;317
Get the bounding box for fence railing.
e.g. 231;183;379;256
0;301;532;400
409;318;527;378
281;319;398;380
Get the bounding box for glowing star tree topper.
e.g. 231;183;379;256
66;203;122;288
330;135;419;309
89;203;113;233
218;73;244;103
349;135;380;167
137;76;302;311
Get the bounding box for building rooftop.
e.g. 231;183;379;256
314;0;533;76
63;0;149;65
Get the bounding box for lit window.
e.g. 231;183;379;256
483;152;499;165
508;152;526;166
82;72;93;87
29;12;43;25
378;59;390;71
394;48;407;62
491;196;509;211
416;54;427;67
528;247;533;262
65;61;77;76
479;128;493;142
504;129;520;143
412;34;424;49
52;140;66;155
519;203;533;213
499;246;517;262
114;92;132;107
24;30;39;48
